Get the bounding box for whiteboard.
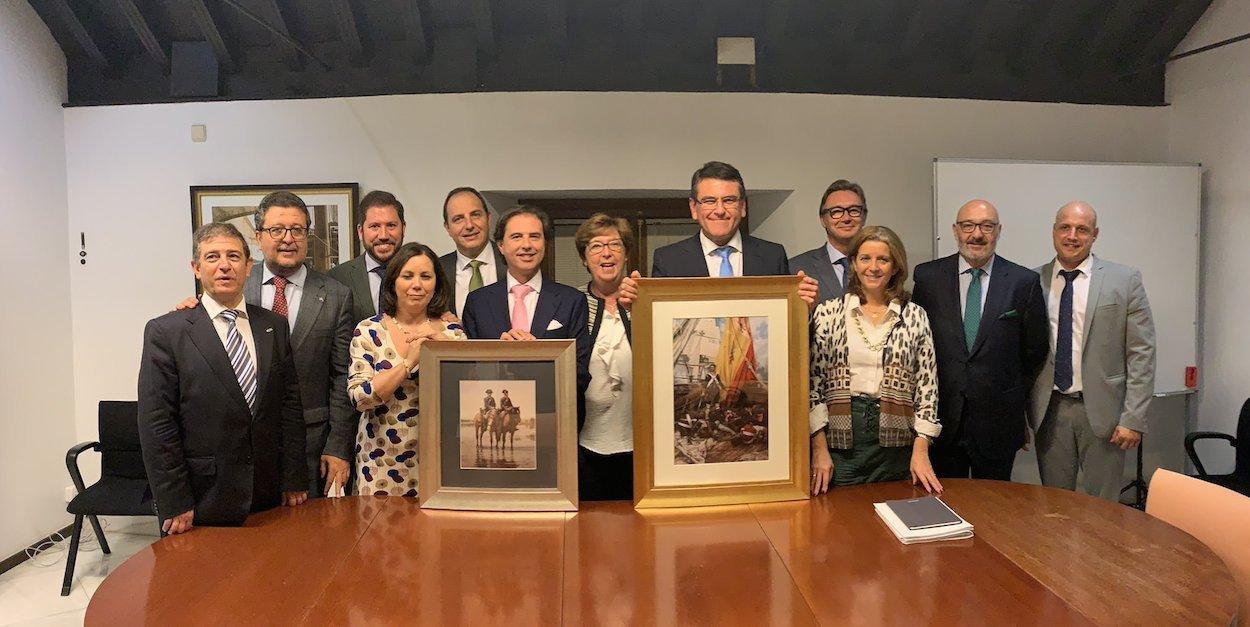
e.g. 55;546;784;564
932;158;1200;395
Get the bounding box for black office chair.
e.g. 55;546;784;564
62;400;155;596
1184;397;1250;497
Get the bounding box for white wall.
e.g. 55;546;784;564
0;2;77;557
1166;0;1250;474
64;92;1171;477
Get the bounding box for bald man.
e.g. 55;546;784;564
1029;202;1155;501
912;200;1049;481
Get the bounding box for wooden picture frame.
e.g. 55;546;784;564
418;340;579;511
189;183;360;275
633;276;810;508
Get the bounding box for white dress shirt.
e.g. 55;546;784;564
699;230;744;278
262;264;306;329
1048;255;1094;393
365;254;384;314
454;247;499;315
957;254;996;319
580;309;633;454
506;271;543;332
201;292;257;366
845;294;902;398
825;242;848;288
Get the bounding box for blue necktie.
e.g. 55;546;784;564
963;268;983;351
1055;269;1080;392
714;246;734;278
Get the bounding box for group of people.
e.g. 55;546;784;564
136;159;1154;535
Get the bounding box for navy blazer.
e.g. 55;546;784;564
651;233;791;278
911;254;1049;460
461;276;592;429
788;245;846;305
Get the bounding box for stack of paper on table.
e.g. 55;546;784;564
873;496;974;544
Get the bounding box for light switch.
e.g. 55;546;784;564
191;124;207;142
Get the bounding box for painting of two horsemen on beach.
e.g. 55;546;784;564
673;315;770;465
458;380;538;470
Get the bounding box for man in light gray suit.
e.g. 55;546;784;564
1029;201;1156;501
788;179;867;305
248;191;356;496
328;190;406;324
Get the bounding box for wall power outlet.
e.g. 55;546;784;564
64;486;76;503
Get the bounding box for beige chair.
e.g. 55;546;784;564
1148;468;1250;619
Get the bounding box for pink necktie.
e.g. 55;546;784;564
510;283;534;332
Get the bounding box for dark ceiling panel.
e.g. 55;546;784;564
28;0;1216;106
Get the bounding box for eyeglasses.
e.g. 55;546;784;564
821;205;865;219
259;226;309;240
955;221;999;234
695;196;742;209
586;240;625;255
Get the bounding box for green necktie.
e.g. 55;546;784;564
468;260;485;292
963;267;983;351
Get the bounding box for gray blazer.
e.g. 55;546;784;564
788;245;845;305
1029;256;1156;436
245;265;356;460
326;254;377;324
438;246;508;316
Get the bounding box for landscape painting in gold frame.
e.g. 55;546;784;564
633;276;809;508
418;340;578;512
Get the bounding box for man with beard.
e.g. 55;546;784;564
912;199;1048;481
789;179;867;305
437;187;507;316
329;190;406;323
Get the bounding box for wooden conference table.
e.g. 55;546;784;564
85;480;1238;626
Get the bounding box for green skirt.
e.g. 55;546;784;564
831;396;912;486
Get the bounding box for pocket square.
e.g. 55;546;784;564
546;320;564;331
998;309;1020;320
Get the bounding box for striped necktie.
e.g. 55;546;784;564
219;309;258;412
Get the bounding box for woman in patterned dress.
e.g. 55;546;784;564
348;242;466;496
808;226;943;495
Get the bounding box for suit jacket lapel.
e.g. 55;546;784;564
494;248;508;281
493;281;512;334
244;266;263;309
682;236;710;277
531;287;558;338
1080;256;1105;351
187;307;252;419
250;306;274;420
942;256;969;356
742;236;764;277
1039;260;1056;307
813;248;842;300
440;254;459;316
970;258;1011;357
350;257;374;316
291;273;326;349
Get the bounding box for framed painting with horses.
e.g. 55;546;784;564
418;339;578;511
632;276;810;508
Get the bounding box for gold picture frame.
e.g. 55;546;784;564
418;339;579;511
633;276;810;508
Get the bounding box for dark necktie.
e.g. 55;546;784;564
963;267;984;351
270;275;289;318
834;257;849;290
371;264;386;313
1054;269;1081;392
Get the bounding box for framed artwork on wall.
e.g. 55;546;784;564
189;183;360;273
418;340;579;511
632;276;810;508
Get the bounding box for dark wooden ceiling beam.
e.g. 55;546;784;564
188;0;235;72
760;0;791;56
48;0;111;69
1084;0;1143;69
115;0;167;70
260;0;304;70
1127;0;1214;73
399;0;429;65
549;0;569;56
899;0;945;61
329;0;365;65
1019;0;1085;73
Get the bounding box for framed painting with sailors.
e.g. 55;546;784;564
633;276;809;508
418;340;578;511
189;183;360;276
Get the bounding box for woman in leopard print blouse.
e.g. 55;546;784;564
808;226;942;494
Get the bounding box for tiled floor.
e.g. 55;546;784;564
0;517;159;627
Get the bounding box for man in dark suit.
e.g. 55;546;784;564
328;190;405;323
461;205;592;427
912;199;1049;481
246;191;355;497
788;179;868;305
139;223;307;534
437;187;507;316
619;161;818;307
